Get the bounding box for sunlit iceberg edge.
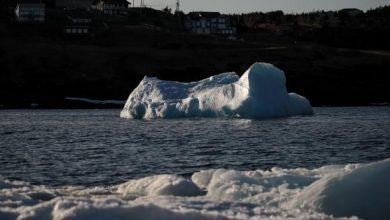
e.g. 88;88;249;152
121;62;313;119
1;159;389;220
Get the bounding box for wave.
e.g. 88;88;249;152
1;158;389;220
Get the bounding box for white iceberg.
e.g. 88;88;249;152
120;62;313;119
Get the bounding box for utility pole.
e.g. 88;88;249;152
175;0;181;29
175;0;180;13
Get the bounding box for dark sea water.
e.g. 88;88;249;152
0;107;389;187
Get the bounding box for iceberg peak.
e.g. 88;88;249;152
121;62;313;119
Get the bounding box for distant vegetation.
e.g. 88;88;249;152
227;6;390;49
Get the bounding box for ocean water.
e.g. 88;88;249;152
0;107;389;220
1;107;389;186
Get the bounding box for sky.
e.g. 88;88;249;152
135;0;390;13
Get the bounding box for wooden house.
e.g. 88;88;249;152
92;0;129;15
15;1;45;22
63;12;92;35
185;12;236;35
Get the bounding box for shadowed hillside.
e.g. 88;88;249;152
0;7;389;108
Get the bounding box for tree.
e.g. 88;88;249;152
163;6;172;15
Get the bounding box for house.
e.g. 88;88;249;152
185;12;236;35
92;0;129;15
15;2;45;22
63;25;89;34
63;12;92;35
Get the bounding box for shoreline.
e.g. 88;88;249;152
0;104;389;110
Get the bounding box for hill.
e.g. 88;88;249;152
0;7;389;108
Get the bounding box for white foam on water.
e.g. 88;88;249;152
2;159;389;220
121;62;313;119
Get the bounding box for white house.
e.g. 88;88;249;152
92;0;129;15
185;12;236;35
15;3;45;22
64;25;89;34
63;15;92;35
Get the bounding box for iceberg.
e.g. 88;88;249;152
121;62;313;119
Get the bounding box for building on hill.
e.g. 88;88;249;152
92;0;129;15
63;12;92;35
316;11;339;27
63;24;90;34
56;0;94;10
15;1;45;22
185;12;236;35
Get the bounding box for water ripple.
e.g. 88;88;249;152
0;107;389;186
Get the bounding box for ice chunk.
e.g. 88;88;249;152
18;197;229;220
191;167;321;205
290;158;390;220
121;62;313;119
117;175;203;197
3;159;390;220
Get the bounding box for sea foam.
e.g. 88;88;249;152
121;62;313;119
